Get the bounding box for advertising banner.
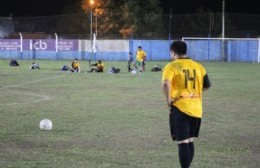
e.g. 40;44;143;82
0;39;79;51
0;40;20;51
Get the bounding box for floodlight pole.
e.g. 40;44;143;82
90;9;93;47
222;0;225;61
19;32;23;53
222;0;225;40
90;0;95;47
19;32;23;60
89;0;95;63
55;33;59;60
169;9;172;60
169;8;172;40
95;14;97;37
55;33;58;53
209;10;212;36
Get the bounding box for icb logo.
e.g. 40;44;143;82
30;40;47;50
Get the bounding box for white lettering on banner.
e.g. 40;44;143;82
58;41;74;51
30;40;48;50
0;41;20;51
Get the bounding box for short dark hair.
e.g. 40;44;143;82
170;41;187;55
138;46;142;49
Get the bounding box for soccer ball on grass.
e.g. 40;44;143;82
39;119;53;131
131;69;137;75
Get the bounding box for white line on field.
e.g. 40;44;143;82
1;74;65;89
0;74;65;106
0;90;51;106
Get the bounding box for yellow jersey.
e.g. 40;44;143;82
97;62;104;71
162;58;207;118
136;50;147;62
72;61;80;69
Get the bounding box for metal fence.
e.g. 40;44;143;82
0;12;259;39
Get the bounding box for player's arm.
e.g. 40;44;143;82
162;80;173;107
203;73;211;91
143;51;147;60
162;64;174;107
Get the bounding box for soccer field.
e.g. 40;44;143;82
0;60;259;168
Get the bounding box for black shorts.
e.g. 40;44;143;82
169;106;201;141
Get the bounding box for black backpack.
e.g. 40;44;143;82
9;60;19;66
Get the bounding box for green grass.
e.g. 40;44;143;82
0;60;259;168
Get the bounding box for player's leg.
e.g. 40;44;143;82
87;68;94;73
136;61;142;73
188;138;194;164
133;60;138;70
172;106;191;168
142;61;145;71
127;63;132;72
169;109;176;141
188;117;201;165
177;140;191;168
77;67;81;73
96;69;102;73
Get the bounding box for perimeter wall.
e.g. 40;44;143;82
0;38;259;62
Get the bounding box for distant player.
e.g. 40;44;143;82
70;59;80;73
127;52;134;72
30;62;40;69
134;46;147;73
87;60;105;73
162;41;211;168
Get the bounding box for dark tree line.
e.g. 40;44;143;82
10;0;259;39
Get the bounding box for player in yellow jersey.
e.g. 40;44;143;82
162;41;211;168
87;60;105;73
134;46;147;72
71;59;80;73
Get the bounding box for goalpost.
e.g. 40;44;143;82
182;37;260;63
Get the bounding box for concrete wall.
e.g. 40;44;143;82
184;39;259;62
227;40;259;62
0;38;259;62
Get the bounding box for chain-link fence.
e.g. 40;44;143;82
0;12;259;39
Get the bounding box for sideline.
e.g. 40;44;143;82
0;74;65;106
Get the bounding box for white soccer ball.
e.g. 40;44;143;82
39;119;53;131
131;69;137;75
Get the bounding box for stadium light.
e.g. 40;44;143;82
89;0;95;46
90;0;97;37
222;0;225;39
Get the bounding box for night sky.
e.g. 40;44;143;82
161;0;260;14
0;0;259;17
